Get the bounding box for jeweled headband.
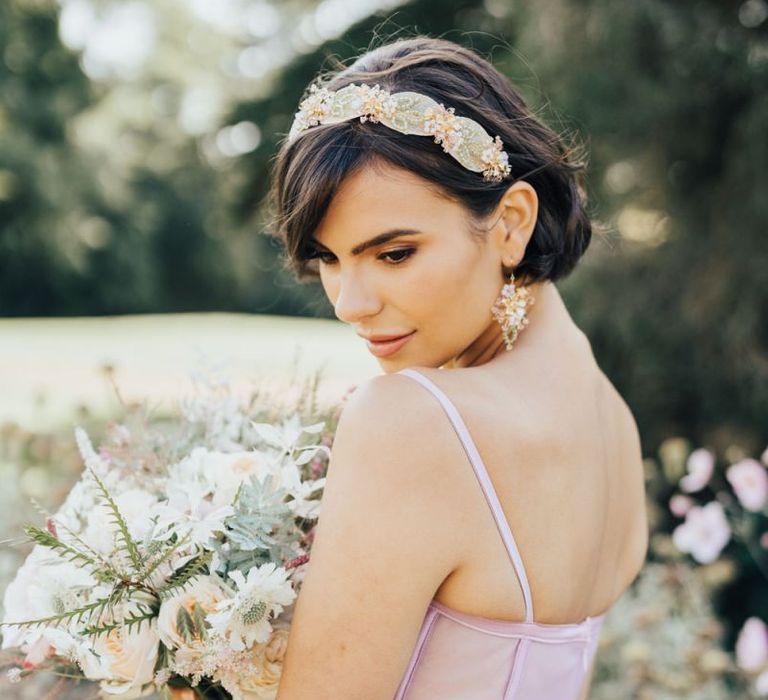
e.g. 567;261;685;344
287;82;512;183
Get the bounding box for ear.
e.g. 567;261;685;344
490;181;539;271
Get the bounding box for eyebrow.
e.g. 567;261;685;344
310;228;423;257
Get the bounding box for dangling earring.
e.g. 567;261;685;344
490;267;535;350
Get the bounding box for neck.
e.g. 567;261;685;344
443;280;562;369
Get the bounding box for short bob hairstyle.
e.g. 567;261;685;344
266;35;593;286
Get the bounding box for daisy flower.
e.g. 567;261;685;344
207;563;296;651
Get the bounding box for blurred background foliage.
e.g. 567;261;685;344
1;0;766;469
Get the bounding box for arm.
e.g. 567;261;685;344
276;375;462;699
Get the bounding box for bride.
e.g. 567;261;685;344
265;35;648;700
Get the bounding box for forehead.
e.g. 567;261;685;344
313;161;464;245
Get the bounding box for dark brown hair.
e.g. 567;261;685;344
266;35;593;286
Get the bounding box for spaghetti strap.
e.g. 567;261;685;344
396;367;535;624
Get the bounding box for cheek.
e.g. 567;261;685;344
403;254;475;318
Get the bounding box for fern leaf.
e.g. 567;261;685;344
156;551;212;600
24;525;105;574
0;589;125;632
46;518;124;584
81;604;158;639
86;467;143;572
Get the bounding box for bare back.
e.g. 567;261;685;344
411;328;648;628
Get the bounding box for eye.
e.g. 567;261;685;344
306;249;337;265
378;248;415;264
307;248;415;266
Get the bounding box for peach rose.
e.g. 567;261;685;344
235;628;290;699
93;615;159;695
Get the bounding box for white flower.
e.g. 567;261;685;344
152;485;234;547
207;563;296;652
672;500;731;564
286;477;326;519
1;546;96;651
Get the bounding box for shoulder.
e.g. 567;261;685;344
333;369;446;457
340;368;434;418
322;369;468;556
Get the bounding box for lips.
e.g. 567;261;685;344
357;331;413;342
363;331;416;358
369;333;411;342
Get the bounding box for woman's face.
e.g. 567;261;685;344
311;161;510;370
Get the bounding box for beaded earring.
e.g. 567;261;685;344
490;268;535;350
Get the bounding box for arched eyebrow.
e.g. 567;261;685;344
310;228;423;257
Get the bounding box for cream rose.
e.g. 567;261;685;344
92;613;160;695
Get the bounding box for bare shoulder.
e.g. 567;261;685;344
335;370;448;453
330;369;470;527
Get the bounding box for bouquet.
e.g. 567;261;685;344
0;369;343;699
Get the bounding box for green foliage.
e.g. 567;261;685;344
156;551;213;601
217;474;301;577
0;587;127;633
175;602;208;645
81;602;158;639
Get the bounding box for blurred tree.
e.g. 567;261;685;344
0;0;247;315
0;0;103;314
504;0;768;453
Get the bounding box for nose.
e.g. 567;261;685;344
331;272;382;324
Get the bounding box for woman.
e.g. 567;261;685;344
266;36;648;699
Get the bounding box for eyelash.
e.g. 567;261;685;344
308;248;416;266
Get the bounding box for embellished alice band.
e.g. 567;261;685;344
287;82;512;183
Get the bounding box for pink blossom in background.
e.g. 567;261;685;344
669;493;695;517
726;458;768;512
680;447;715;493
672;500;731;564
761;532;768;550
736;617;768;672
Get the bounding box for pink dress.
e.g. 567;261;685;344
393;368;610;700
